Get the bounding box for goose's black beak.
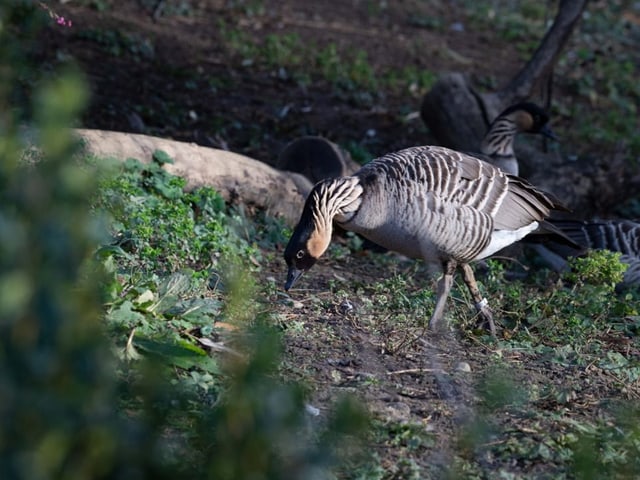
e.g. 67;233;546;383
285;267;305;291
540;124;558;141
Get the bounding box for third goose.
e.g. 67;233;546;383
283;145;569;335
480;102;556;176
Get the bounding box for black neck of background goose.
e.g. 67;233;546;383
482;102;553;157
482;117;519;156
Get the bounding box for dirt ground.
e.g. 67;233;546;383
39;1;640;477
39;0;527;161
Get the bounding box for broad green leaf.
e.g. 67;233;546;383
106;300;147;328
134;289;156;308
149;272;191;314
152;149;174;165
164;297;222;320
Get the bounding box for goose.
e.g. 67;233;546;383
543;219;640;286
479;102;556;176
283;145;569;335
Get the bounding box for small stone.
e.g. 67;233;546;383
455;361;471;373
338;299;354;314
305;403;320;416
383;402;411;422
292;301;304;309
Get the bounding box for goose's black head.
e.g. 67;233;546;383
501;102;557;140
283;194;330;291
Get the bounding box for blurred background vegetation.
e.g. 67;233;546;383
3;1;640;479
0;2;365;478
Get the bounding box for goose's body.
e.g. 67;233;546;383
547;219;640;285
479;102;555;176
284;145;567;334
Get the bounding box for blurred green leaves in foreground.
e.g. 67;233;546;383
0;2;365;479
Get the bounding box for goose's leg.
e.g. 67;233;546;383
461;263;496;336
429;260;457;331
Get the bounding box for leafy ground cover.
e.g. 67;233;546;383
93;150;640;478
27;0;640;478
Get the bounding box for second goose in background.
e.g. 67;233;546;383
283;145;569;336
480;102;556;176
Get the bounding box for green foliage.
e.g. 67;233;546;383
560;1;640;155
571;403;640;478
91;80;368;480
329;254;639;477
382;65;437;98
565;249;628;288
195;324;368;480
76;28;155;60
444;255;640;477
287;235;640;478
474;253;637;345
369;274;434;317
103;259;368;479
263;32;303;68
463;0;547;44
0;3;367;479
445;356;640;479
17;2;640;477
215;15;439;99
96;152;258;272
342;140;374;165
316;45;378;91
0;3;132;478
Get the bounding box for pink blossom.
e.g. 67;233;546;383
39;2;73;28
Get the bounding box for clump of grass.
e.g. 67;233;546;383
565;249;628;289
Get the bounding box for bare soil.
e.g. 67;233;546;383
39;1;525;161
39;1;640;477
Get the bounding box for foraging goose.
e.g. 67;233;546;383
480;102;556;176
284;145;568;335
545;219;640;286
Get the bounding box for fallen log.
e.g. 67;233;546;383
75;129;313;225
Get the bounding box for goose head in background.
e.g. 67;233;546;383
480;102;557;176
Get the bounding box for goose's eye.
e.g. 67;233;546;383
296;249;305;259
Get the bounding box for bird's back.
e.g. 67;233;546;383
339;146;559;263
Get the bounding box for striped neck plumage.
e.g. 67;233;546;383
310;176;363;226
481;118;518;157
